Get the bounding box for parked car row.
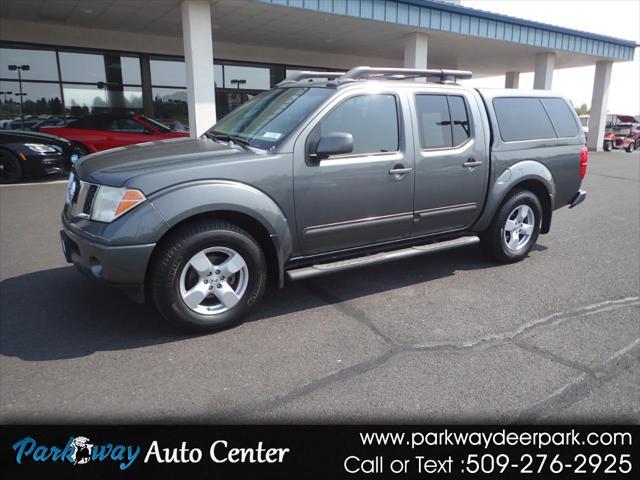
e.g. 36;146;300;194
0;115;78;131
40;114;188;155
0;114;188;183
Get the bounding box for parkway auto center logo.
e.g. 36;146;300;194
11;435;141;470
10;435;290;471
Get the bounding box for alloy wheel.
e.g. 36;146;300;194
179;246;249;315
503;205;535;251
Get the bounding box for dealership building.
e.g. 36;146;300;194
0;0;637;150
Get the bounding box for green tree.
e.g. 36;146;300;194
575;103;589;116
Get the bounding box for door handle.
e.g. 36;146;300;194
389;166;413;176
463;158;482;168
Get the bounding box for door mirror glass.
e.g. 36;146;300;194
315;132;353;159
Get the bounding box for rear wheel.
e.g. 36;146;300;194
625;142;635;153
0;150;23;184
603;140;613;151
636;138;640;150
149;220;267;333
481;189;541;263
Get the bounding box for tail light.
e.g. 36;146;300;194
579;146;588;179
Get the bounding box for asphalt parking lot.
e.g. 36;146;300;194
1;151;638;424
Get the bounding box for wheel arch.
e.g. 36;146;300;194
502;179;552;234
147;180;293;288
473;161;555;234
146;210;281;289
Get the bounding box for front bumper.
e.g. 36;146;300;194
22;153;71;177
60;218;155;286
569;190;587;209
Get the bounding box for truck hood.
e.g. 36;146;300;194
75;137;254;190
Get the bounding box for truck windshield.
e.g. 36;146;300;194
206;87;333;150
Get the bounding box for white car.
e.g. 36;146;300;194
579;114;589;135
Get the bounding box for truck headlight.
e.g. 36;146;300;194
25;143;57;154
91;185;146;223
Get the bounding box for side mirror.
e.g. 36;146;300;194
314;132;353;160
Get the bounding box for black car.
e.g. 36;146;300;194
0;130;79;183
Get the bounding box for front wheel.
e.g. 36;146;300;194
603;140;613;151
149;220;267;333
480;190;542;263
0;150;23;184
625;142;635;153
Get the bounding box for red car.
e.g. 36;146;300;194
40;114;188;155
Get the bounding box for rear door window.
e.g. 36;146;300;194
492;97;557;142
541;98;579;137
448;96;471;146
415;94;471;149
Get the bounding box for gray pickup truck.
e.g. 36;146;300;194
60;67;587;332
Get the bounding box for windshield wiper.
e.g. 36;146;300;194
205;132;252;150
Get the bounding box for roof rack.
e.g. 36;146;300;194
277;71;345;86
276;67;473;87
338;67;472;83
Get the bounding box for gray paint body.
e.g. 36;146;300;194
62;81;585;289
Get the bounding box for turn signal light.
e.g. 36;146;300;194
115;190;146;216
579;146;588;179
91;186;146;223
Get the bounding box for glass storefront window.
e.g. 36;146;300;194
121;56;141;85
0;47;59;81
0;80;63;124
150;59;186;87
59;52;106;83
223;65;270;90
152;87;188;131
214;64;223;88
63;84;142;116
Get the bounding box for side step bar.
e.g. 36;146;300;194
286;236;480;281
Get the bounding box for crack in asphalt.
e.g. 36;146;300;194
304;281;398;347
515;339;640;423
409;297;639;351
586;172;640;183
222;295;639;420
211;350;398;420
510;339;598;378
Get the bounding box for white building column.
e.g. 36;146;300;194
404;33;428;81
504;71;520;89
587;61;613;152
181;0;216;138
533;52;555;90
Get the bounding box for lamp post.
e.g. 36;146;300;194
8;64;30;129
0;91;13;103
230;79;247;90
14;92;27;128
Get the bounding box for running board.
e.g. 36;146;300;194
286;236;480;281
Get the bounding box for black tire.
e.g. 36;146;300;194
636;138;640;150
625;142;635;153
480;189;542;263
0;149;23;184
603;140;613;152
149;220;267;333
